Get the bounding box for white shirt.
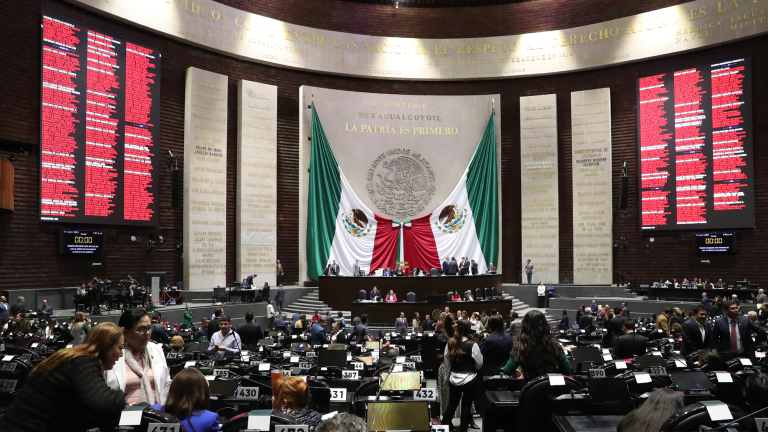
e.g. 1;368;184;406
537;286;546;296
443;337;483;385
208;330;242;359
697;320;706;342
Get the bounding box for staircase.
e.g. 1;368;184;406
500;292;559;324
281;290;352;321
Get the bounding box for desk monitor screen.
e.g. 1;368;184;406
328;343;346;350
669;371;717;391
366;401;430;432
318;349;348;368
634;355;667;369
13;338;32;348
258;339;275;346
268;331;279;337
571;324;579;330
365;341;381;349
292;343;309;353
380;371;422;391
208;379;240;396
587;378;632;404
355;356;373;366
571;347;603;363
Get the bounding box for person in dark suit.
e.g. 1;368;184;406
620;302;630;318
701;292;711;311
459;258;470;276
710;300;768;361
274;285;286;313
0;296;10;326
488;263;496;274
470;260;478;275
423;315;435;331
10;297;26;318
322;264;333;276
479;316;512;376
236;311;264;350
442;258;450;276
370;286;381;301
575;305;586;325
260;282;270;302
759;304;768;326
246;273;255;289
613;319;648;359
395;312;408;333
681;305;712;356
150;312;171;344
464;290;475;302
715;278;726;288
273;313;291;336
579;310;594;331
394;265;405;277
331;260;340;276
310;318;328;347
507;312;521;340
558;310;569;330
602;314;625;348
354;314;372;343
448;257;458;276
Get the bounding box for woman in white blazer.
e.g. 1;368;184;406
105;308;171;405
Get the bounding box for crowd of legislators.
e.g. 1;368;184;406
654;277;753;289
322;257;497;277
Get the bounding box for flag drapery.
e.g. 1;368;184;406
306;106;498;280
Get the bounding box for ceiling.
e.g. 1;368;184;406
336;0;533;7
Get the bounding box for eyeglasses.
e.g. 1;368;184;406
134;325;152;334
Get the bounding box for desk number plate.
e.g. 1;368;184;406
330;388;347;401
589;369;606;378
414;388;436;401
148;425;180;432
649;366;667;375
0;379;18;393
235;387;259;400
342;370;358;379
275;426;309;432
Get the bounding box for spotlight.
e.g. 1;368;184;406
130;235;141;242
158;235;164;243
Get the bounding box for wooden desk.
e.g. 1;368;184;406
319;274;502;313
349;299;511;323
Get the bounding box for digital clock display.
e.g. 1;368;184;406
58;230;104;255
693;232;736;253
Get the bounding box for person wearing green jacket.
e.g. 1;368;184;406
183;305;193;328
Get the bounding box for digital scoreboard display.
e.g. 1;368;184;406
638;58;754;231
694;232;736;253
40;16;161;226
58;230;104;255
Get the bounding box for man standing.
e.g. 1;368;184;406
590;300;598;313
488;262;497;274
461;257;470;275
197;318;209;341
731;294;741;307
246;273;256;289
352;258;361;277
470;260;478;275
208;309;222;336
448;257;458;276
681;305;711;356
579;310;594;331
759;304;768;326
620;302;630;318
0;296;9;326
10;296;25;318
701;292;711;312
38;300;53;323
613;319;648;359
395;312;408;333
508;312;521;339
331;260;340;276
442;258;450;276
354;314;372;343
559;310;569;329
710;300;768;361
423;314;435;331
755;289;767;307
236;311;264;350
603;313;625;347
523;259;534;284
276;260;284;286
208;315;242;359
748;312;768;346
310;317;328;347
151;312;171;344
275;284;286;313
656;308;672;336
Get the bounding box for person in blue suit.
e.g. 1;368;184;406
152;368;221;432
310;317;328;346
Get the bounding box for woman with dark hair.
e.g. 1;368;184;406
441;319;483;432
479;315;513;377
744;373;768;410
105;308;172;406
451;291;462;302
272;376;324;427
617;388;684;432
0;322;126;431
152;368;220;432
575;305;586;325
503;310;571;380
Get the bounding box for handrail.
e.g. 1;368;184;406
614;269;636;291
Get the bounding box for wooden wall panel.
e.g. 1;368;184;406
0;0;765;290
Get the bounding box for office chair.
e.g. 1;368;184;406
475;288;484;300
661;402;750;431
358;290;367;300
518;374;583;432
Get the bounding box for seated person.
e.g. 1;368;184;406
670;322;682;339
410;267;421;276
370;286;381;301
382;267;392;277
394;265;405;277
744;373;768;411
385;290;398;303
152;368;220;432
617;388;684;432
322;264;333;276
451;291;462;302
272;376;323;427
169;336;184;352
464;290;475;302
697;348;722;368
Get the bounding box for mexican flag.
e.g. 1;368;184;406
306;106;498;280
